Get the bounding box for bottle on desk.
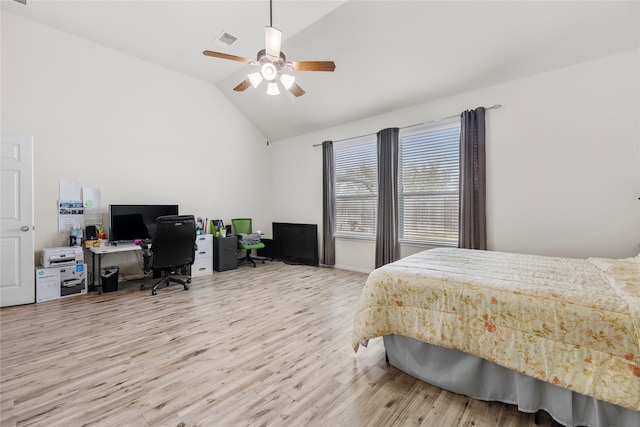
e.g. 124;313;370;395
69;224;82;247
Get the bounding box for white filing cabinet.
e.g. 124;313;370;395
192;234;213;277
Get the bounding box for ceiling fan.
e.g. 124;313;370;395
202;0;335;97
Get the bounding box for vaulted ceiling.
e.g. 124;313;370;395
2;1;639;141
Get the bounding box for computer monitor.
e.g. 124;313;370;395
108;204;179;242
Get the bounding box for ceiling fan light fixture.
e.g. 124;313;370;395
265;26;282;58
260;62;278;81
248;72;263;88
203;0;334;97
266;82;280;96
280;73;295;90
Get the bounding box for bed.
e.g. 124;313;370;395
352;248;640;427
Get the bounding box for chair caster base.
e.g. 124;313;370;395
148;275;191;295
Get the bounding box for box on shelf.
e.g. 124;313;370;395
36;263;87;302
85;239;102;248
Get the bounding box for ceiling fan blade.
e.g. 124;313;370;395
203;50;252;64
288;82;306;97
291;61;336;72
233;79;252;92
265;27;282;59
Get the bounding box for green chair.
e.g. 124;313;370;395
231;218;265;268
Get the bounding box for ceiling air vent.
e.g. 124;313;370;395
215;31;238;46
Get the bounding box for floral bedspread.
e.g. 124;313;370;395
351;248;640;411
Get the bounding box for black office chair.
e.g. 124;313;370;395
140;215;197;295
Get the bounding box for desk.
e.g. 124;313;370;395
89;243;141;293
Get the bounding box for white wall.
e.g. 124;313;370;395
270;49;640;272
1;12;271;274
3;11;638;275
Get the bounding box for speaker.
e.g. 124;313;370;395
257;238;280;260
86;225;98;240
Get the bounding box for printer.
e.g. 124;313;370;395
41;246;84;268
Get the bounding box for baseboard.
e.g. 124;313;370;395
333;264;373;274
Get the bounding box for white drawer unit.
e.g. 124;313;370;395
192;234;213;277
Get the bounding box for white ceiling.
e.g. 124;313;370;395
2;1;639;141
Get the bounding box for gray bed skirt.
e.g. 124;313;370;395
383;335;640;427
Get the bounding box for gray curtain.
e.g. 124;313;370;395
459;107;487;250
321;141;335;266
375;128;400;268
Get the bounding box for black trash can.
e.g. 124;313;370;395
100;266;119;293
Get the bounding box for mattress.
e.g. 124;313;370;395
351;248;640;411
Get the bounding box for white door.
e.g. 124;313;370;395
1;134;35;307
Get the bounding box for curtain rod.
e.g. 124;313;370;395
312;104;503;147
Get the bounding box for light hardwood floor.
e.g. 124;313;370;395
1;262;559;427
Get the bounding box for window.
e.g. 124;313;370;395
333;119;460;245
399;119;461;246
334;135;377;238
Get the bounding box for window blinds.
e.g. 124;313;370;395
334;136;377;237
333;119;460;245
399;122;460;246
